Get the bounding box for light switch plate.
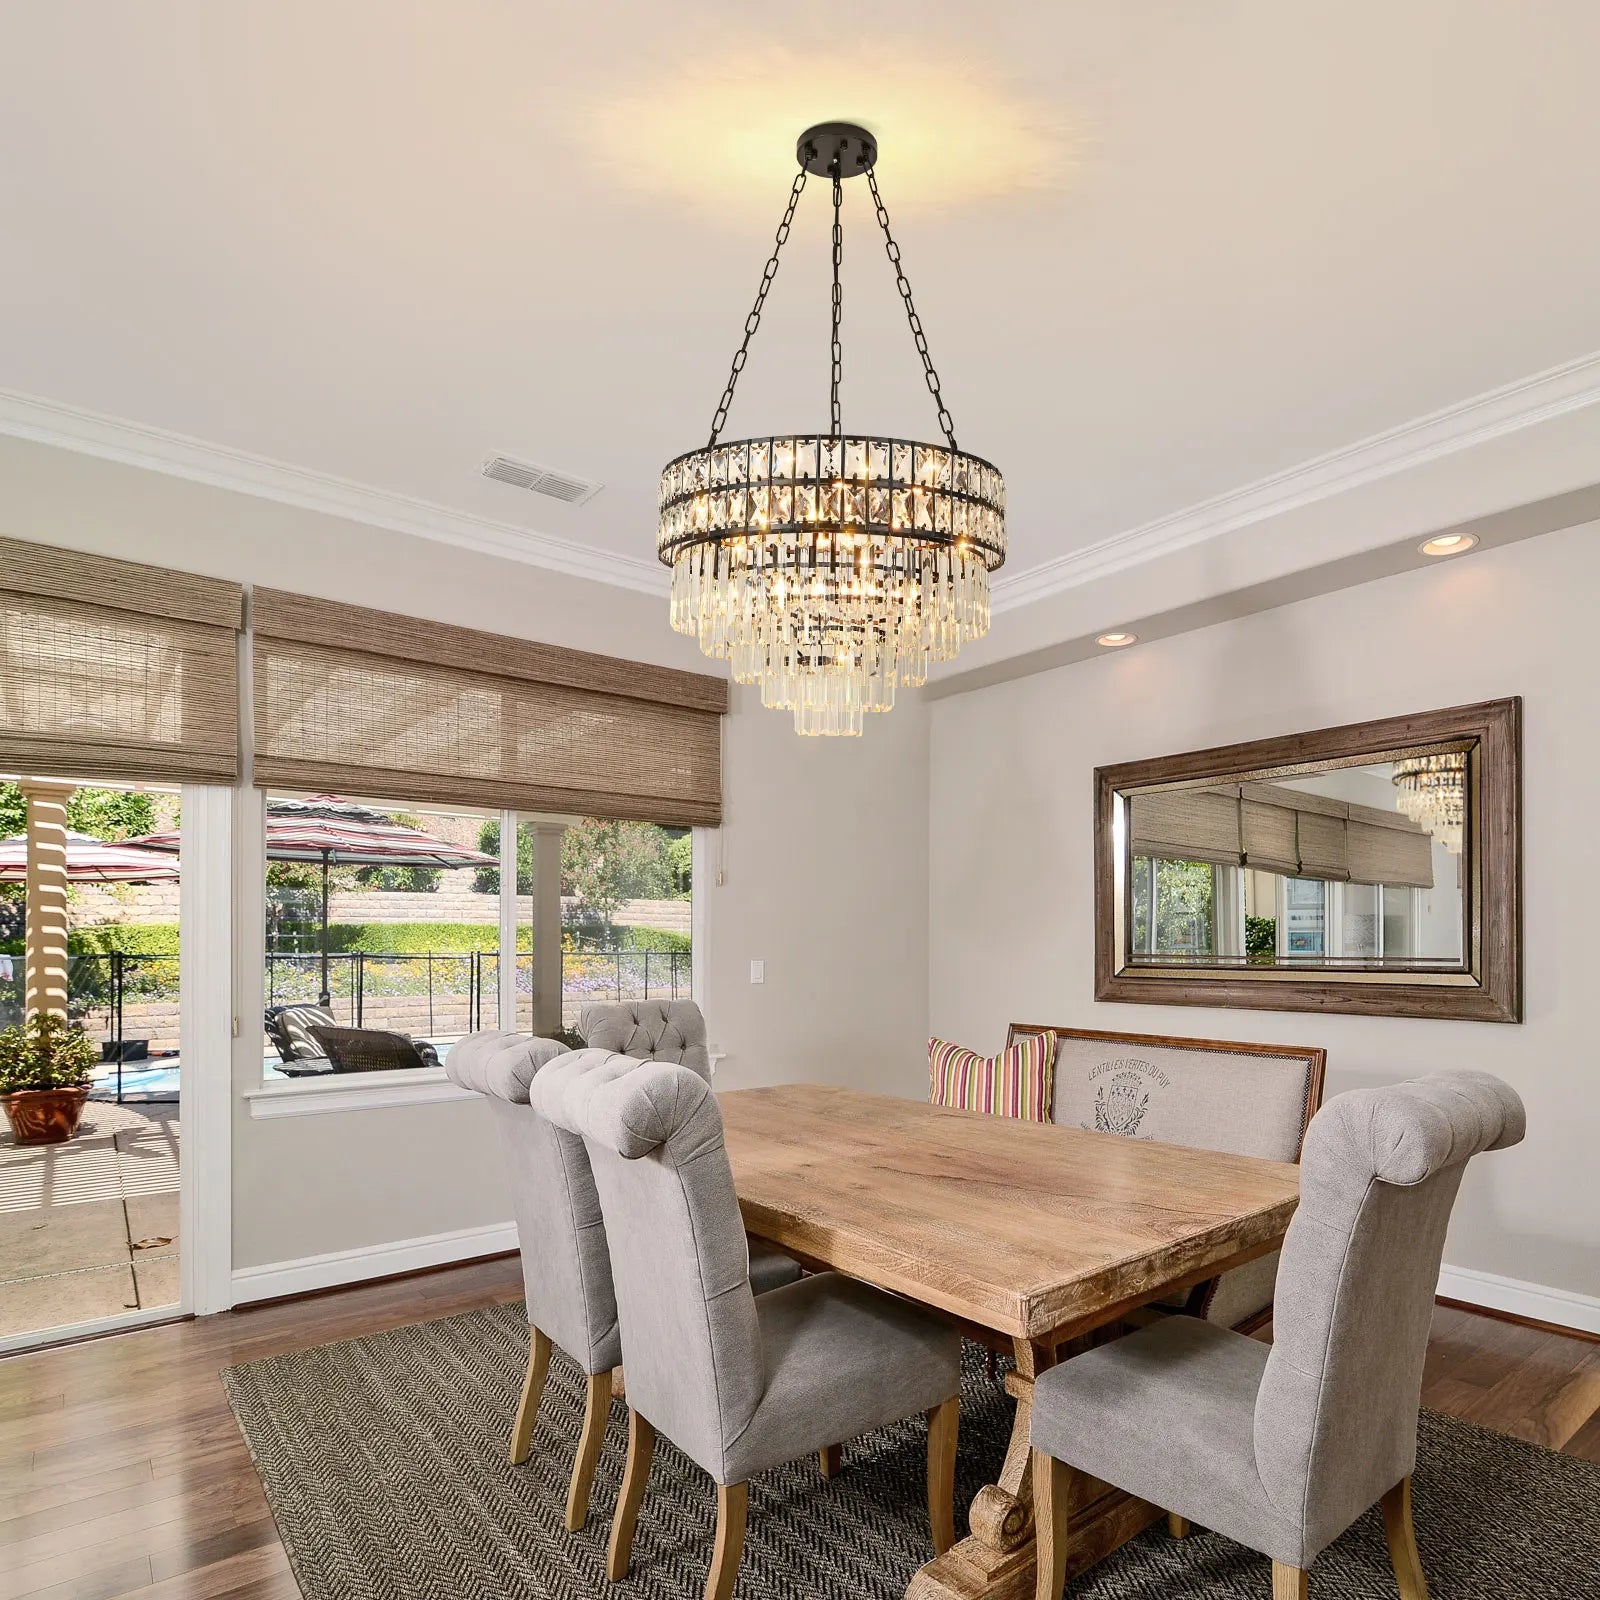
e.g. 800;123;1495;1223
749;959;765;984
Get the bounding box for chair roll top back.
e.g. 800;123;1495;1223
1255;1071;1525;1547
443;1032;624;1376
541;1057;764;1483
578;999;712;1078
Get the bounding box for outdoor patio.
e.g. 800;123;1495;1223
0;1099;179;1340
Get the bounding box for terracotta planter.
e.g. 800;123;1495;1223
1;1086;91;1145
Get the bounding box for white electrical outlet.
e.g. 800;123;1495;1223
749;959;765;984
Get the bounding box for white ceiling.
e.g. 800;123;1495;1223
3;0;1599;588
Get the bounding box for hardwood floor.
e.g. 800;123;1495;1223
0;1259;1594;1599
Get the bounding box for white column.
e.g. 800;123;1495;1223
180;784;234;1315
496;808;518;1031
528;821;565;1036
21;778;73;1019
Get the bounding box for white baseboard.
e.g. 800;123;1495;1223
231;1220;518;1305
1436;1263;1600;1338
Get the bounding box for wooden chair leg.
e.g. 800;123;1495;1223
606;1409;656;1581
704;1481;748;1600
1167;1511;1192;1538
1380;1477;1430;1600
564;1369;614;1531
1032;1449;1071;1600
1272;1563;1309;1599
926;1398;959;1556
508;1325;550;1465
818;1443;843;1478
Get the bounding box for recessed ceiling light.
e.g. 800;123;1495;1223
1096;631;1138;648
1419;533;1479;558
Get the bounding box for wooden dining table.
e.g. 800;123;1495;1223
720;1083;1302;1600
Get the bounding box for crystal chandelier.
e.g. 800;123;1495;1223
658;123;1006;736
1392;751;1467;855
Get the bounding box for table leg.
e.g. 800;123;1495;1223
905;1337;1159;1600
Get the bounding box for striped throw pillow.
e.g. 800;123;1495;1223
928;1032;1057;1122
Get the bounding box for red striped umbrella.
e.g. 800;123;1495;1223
0;831;182;884
130;796;493;1004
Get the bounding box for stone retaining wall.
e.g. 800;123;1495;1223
70;882;691;935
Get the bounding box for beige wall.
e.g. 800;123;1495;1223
0;436;931;1274
929;523;1598;1304
701;683;930;1099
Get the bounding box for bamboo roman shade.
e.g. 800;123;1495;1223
1128;786;1243;867
1131;778;1434;888
1344;809;1435;889
251;589;727;826
1240;797;1299;876
0;535;243;783
1294;808;1350;881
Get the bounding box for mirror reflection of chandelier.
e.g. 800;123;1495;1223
1392;751;1467;855
658;124;1005;737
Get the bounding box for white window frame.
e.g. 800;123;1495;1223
243;799;699;1115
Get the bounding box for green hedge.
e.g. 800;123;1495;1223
0;925;182;958
614;926;691;952
3;919;692;958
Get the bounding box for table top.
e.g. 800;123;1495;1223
720;1083;1302;1341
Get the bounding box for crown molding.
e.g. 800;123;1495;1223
8;350;1599;614
0;386;670;596
990;349;1600;613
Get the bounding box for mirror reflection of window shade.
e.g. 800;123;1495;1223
1134;778;1436;888
1295;810;1350;882
1128;786;1242;866
1345;811;1434;889
1241;799;1299;875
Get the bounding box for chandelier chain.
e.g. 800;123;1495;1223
865;169;956;448
829;169;844;439
707;168;809;447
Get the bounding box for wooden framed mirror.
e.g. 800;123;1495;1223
1094;698;1521;1022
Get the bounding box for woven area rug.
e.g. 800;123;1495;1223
223;1300;1597;1599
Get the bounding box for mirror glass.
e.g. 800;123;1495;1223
1123;747;1469;973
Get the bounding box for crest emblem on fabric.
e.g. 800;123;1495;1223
1084;1056;1171;1139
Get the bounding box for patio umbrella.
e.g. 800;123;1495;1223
131;796;494;1005
0;831;183;885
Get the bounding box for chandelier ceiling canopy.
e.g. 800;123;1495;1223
658;123;1006;736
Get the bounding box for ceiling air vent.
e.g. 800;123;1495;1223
481;454;602;506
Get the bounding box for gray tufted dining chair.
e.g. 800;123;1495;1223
532;1055;963;1600
1028;1069;1526;1600
444;1032;801;1534
578;998;712;1076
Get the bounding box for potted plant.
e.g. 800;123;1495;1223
0;1012;98;1144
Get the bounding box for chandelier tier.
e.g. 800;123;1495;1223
1392;750;1468;855
658;123;1006;736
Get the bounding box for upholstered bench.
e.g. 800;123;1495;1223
1005;1023;1325;1331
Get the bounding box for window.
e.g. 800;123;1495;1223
257;797;695;1083
1382;884;1417;959
1;775;183;1343
1130;857;1220;959
1281;877;1328;957
558;819;693;1028
261;794;499;1079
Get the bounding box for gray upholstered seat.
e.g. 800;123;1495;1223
578;998;711;1077
1029;1069;1526;1597
533;1055;962;1597
576;997;802;1294
443;1031;800;1534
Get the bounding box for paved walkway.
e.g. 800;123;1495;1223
0;1102;179;1340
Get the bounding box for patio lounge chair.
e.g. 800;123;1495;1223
309;1025;440;1074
